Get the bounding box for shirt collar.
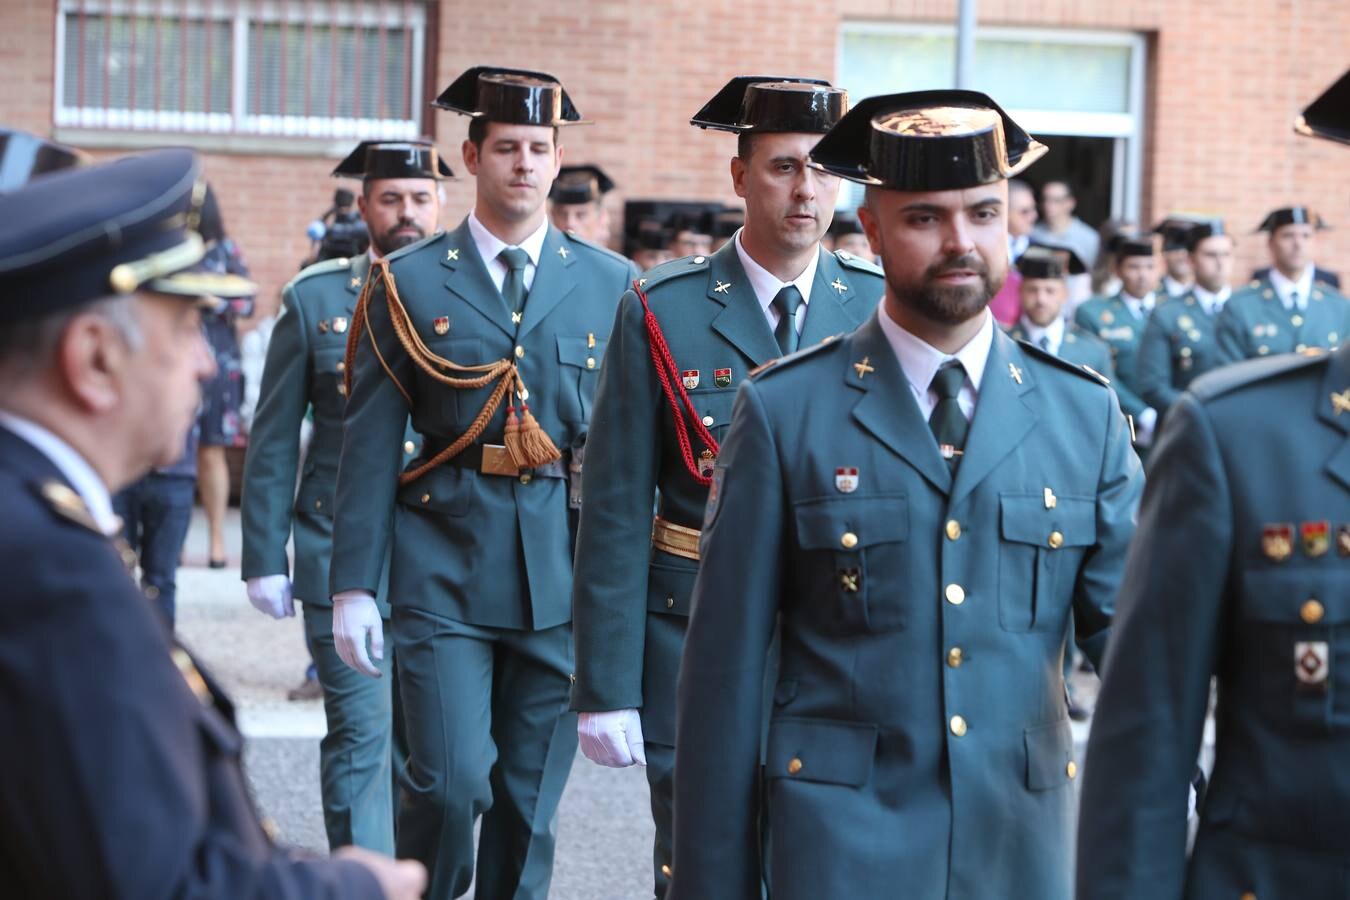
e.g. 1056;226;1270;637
1120;290;1155;318
1268;265;1314;309
0;410;119;535
1019;314;1064;349
734;232;819;314
1008;233;1030;261
877;304;994;399
467;211;549;269
1191;284;1231;314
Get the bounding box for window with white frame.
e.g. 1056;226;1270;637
55;0;427;140
837;23;1147;222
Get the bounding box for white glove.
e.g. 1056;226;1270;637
1133;406;1159;448
332;590;384;678
578;709;647;768
246;574;295;619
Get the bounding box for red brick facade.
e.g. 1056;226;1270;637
2;0;1346;317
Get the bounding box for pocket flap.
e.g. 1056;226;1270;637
1000;493;1096;548
395;465;473;517
792;494;908;550
294;478;335;517
1024;718;1075;791
312;346;346;375
1239;568;1350;623
557;335;606;369
646;558;698;616
766;717;877;786
686;388;737;429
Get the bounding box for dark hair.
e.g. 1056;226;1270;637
467;118;560;149
736;132;756;161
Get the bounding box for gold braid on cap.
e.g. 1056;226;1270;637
344;258;561;485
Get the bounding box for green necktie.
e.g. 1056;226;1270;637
499;246;531;315
929;361;969;470
772;285;803;355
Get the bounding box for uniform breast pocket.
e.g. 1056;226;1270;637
556;335;606;423
686;389;737;446
312;346;348;406
1238;569;1350;733
422;337;485;425
792;493;909;634
998;492;1096;633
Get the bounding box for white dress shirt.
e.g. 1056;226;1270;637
876;305;994;422
0;409;120;535
1121;291;1155;321
467;212;549;294
734;231;818;335
1191;284;1231;316
1162;275;1191;298
1019;315;1065;356
1268;265;1314;311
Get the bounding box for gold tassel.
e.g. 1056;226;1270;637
514;403;562;467
502;403;522;464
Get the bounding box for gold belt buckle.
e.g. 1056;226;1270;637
480;444;519;477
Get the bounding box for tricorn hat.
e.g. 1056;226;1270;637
1255;206;1328;232
1152;217;1202;252
1183;219;1228;252
332;140;453;180
550;164;615;205
1294;68;1350;146
691;77;847;135
1019;243;1086;279
808;90;1047;191
433;66;587;126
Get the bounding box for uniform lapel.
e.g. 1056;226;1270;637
707;242;780;366
950;330;1040;506
1317;344;1350;491
440;219;514;339
800;248;860;345
846;315;952;495
517;225;579;340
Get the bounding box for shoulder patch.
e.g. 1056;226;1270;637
636;254;709;293
833;250;883;277
290;255;352;288
749;334;844;381
1016;338;1112;387
1188;350;1328;402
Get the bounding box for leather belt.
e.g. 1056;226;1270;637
441;443;568;479
652;516;702;561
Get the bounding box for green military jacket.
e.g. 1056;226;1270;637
240;254;420;610
669;314;1143;900
329;219;637;630
1005;319;1115;379
1079;344;1350;898
1215;273;1349;364
1136;289;1227;413
570;242;884;741
1073;291;1162;419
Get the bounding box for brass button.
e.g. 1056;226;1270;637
693;256;706;264
337;382;347;396
840;532;858;549
1257;345;1270;355
145;585;160;600
404;440;416;454
947;647;963;668
336;360;346;372
661;864;673;879
949;715;968;737
1179;346;1192;358
787;757;803;775
666;595;675;608
945;519;961;541
519;472;533;485
945;583;965;605
1048;531;1064;549
1301;598;1325;624
314;499;323;510
1240;893;1257;900
1066;760;1078;779
702;415;715;427
420;493;431;504
1292;314;1305;327
586;357;596;369
515;345;525;358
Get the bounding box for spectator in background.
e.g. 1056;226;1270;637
988;178;1038;324
195;185;255;568
1031;179;1100;271
668;211;714;258
1090;218;1137;298
629;217;674;270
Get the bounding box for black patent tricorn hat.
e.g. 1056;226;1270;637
1255;206;1328;232
549;164;615;205
1294;68;1349;146
691;76;847;135
1183;219;1227;252
331;140;454;180
433;66;587;126
808;90;1047;190
1019;243;1086;279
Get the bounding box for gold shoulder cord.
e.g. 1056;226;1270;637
344;259;561;485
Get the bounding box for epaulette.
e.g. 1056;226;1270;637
289;255;352;289
34;479;102;534
562;229;633;268
633;253;709;293
833;249;884;276
749;333;845;381
1188;347;1328;402
1016;338;1113;387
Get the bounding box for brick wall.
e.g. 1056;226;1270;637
1;0;1346;317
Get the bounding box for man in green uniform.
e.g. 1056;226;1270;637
1137;219;1234;416
1005;245;1113;375
667;89;1142;900
1215;205;1349;362
548;163;614;246
1076;68;1350;899
569;75;881;897
240;140;448;854
1075;235;1164;450
327;66;637;900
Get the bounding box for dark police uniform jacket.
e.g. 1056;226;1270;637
1215;274;1349;364
0;426;383;899
1078;343;1350;899
669;315;1143;900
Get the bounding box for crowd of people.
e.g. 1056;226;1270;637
0;61;1347;900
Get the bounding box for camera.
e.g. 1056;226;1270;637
304;188;369;266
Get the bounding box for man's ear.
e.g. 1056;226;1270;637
59;311;128;416
462;139;480;176
857;202;882;257
730;156;748;200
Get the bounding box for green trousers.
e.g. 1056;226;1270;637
392;607;578;900
302;604;405;855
